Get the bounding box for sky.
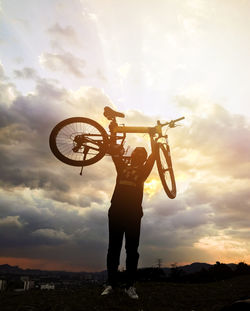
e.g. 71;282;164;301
0;0;250;272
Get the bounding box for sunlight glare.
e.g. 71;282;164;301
144;177;161;198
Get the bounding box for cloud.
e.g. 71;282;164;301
0;186;109;270
0;68;116;210
0;61;4;78
130;92;250;266
32;228;72;243
96;69;107;82
193;233;249;263
47;23;80;50
0;71;18;107
0;68;168;270
13;67;37;79
47;23;76;39
172;96;250;179
39;52;85;77
1;61;250;270
0;216;23;227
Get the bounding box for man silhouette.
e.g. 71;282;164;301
101;136;156;299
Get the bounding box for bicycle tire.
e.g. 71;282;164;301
49;117;108;167
156;142;176;199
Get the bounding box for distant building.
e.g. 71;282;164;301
41;283;55;290
83;273;93;281
24;280;35;290
20;276;35;290
0;279;7;291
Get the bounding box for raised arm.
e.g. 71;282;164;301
111;152;124;173
143;135;157;180
109;133;124;173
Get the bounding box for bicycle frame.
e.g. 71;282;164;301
106;120;161;157
110;117;184;137
113;124;162;135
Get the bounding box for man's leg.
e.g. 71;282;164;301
107;212;124;287
124;216;141;288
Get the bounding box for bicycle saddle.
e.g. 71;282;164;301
104;106;125;120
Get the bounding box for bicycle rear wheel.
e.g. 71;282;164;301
49;117;108;167
156;143;176;199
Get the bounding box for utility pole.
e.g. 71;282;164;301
157;258;162;269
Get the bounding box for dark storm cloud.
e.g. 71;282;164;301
0;153;69;192
0;188;108;270
0;78;66;130
0;67;116;209
142;193;213;250
0;189;101;236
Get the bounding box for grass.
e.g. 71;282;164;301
1;275;250;311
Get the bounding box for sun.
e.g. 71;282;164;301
144;177;161;198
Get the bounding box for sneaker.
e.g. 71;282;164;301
101;285;113;296
124;286;139;299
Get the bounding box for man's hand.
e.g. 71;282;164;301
110;144;125;157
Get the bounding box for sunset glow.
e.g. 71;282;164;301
144;178;161;198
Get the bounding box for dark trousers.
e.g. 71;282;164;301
107;208;142;288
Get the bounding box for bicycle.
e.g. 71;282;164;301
49;106;184;199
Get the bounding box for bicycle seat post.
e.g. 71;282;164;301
109;118;118;146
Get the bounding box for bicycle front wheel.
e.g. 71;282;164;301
156;143;176;199
49;117;108;167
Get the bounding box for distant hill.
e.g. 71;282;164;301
162;262;212;276
0;264;86;276
179;262;212;274
0;264;24;274
0;263;108;281
0;262;236;277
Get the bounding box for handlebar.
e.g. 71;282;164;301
173;116;185;122
157;116;185;128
